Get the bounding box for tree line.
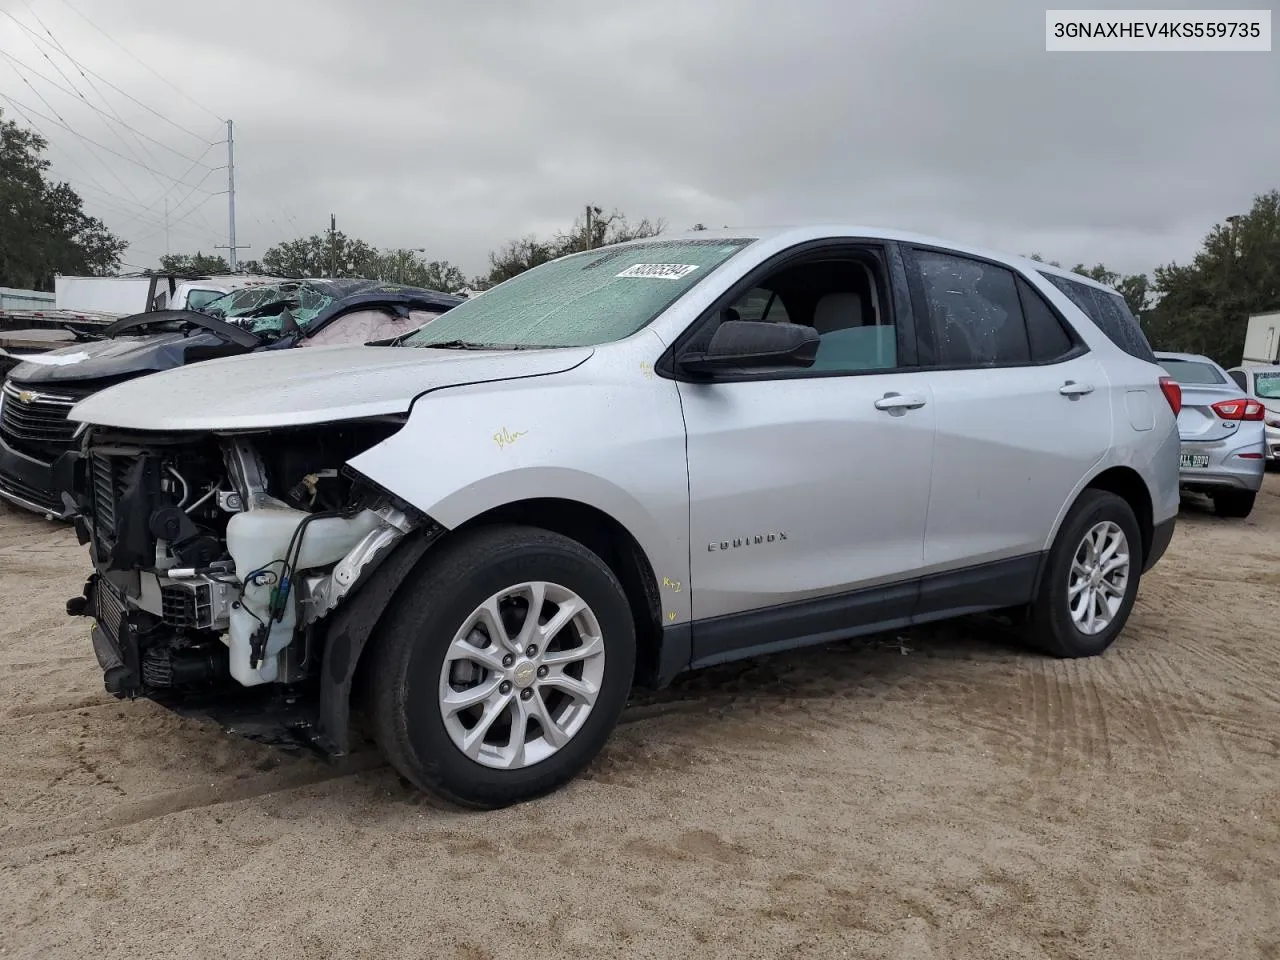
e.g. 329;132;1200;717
3;109;1277;367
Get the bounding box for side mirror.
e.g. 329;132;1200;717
678;319;819;376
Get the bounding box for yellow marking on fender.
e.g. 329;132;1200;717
493;427;528;450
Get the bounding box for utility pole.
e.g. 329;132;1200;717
215;119;250;272
585;204;592;250
329;213;337;277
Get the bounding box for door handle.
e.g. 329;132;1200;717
874;392;927;411
1059;381;1094;397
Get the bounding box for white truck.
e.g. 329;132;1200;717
1242;311;1280;365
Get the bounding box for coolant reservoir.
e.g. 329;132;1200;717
224;507;383;686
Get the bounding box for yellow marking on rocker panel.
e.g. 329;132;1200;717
661;576;683;593
667;611;678;622
493;427;528;450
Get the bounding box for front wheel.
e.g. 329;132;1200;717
370;525;636;809
1024;490;1143;658
1212;489;1256;518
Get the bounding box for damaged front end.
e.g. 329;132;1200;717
67;419;437;752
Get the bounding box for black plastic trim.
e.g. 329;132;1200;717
316;525;444;754
1144;516;1176;572
687;553;1043;669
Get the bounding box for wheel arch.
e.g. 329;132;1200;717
1082;465;1154;566
318;496;671;754
445;497;667;689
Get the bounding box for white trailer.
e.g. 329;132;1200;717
1243;311;1280;365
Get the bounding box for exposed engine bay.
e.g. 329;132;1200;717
67;418;428;747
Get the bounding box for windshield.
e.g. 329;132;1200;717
1255;373;1280;399
403;238;754;348
1159;358;1226;385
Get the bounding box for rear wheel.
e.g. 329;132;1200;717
1212;489;1256;518
370;525;635;809
1025;490;1142;658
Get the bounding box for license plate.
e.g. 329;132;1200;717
1180;453;1210;468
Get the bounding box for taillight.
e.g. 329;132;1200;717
1211;398;1265;421
1158;376;1182;416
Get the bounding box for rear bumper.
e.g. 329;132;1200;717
1265;423;1280;460
1177;436;1265;492
1144;516;1176;572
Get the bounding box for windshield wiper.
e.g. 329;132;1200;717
411;340;548;351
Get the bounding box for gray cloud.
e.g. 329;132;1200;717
3;0;1275;278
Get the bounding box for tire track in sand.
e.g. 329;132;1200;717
0;751;386;863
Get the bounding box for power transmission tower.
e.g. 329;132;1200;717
329;213;337;276
215;119;250;271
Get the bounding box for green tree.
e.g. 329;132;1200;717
366;250;467;291
155;251;231;276
261;231;379;278
1144;190;1280;365
1069;263;1151;319
0;109;126;289
477;208;665;287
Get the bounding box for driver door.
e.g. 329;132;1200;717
675;243;937;664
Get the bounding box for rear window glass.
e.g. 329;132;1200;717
1039;272;1156;363
1017;277;1075;362
1254;372;1280;399
1158;358;1227;385
915;250;1030;366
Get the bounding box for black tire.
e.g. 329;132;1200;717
1212;489;1256;518
369;524;636;809
1024;490;1143;659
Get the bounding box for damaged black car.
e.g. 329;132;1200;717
0;279;463;519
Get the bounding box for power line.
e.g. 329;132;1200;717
0;59;145;204
0;90;222;192
0;94;115;201
54;0;225;123
0;49;217;167
16;0;207;194
0;10;216;146
129;140;223;220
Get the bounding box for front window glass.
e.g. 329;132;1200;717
403;239;753;349
1254;373;1280;399
184;288;224;312
1158;358;1226;385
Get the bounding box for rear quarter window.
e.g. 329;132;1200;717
1039;272;1156;364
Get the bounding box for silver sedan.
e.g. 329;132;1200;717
1156;351;1266;518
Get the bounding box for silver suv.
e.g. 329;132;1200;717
64;227;1180;808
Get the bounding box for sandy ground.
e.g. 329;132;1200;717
1;479;1279;960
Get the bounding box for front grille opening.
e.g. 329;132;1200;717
161;583;213;628
1;381;92;449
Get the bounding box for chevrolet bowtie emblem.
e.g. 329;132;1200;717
16;390;36;404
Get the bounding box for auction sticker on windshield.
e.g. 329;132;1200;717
616;263;701;280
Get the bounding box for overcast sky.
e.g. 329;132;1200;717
2;0;1276;279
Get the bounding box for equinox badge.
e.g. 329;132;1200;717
708;532;788;551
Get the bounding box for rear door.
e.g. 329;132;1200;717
902;246;1111;577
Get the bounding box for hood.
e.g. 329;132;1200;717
7;329;240;385
70;343;594;432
